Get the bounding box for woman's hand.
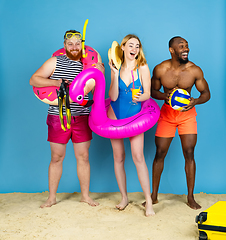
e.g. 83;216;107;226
131;88;142;103
109;60;119;76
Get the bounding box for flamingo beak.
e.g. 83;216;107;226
80;99;94;107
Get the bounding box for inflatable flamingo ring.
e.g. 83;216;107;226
69;68;160;139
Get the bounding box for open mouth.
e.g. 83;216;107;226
181;52;188;58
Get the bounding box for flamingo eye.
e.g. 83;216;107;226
76;95;83;101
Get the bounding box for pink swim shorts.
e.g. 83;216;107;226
47;114;92;144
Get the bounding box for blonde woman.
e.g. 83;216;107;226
108;34;155;216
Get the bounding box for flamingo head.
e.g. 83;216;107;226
69;79;94;107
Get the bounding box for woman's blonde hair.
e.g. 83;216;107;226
120;34;147;69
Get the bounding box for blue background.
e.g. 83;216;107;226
0;0;225;194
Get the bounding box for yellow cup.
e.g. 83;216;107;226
132;88;140;100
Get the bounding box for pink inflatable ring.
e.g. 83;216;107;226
69;68;160;139
32;46;99;105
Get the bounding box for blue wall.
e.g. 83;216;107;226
0;0;225;194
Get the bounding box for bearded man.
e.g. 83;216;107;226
30;30;104;208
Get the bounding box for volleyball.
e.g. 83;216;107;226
169;89;190;111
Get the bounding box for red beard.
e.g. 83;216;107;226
66;49;81;61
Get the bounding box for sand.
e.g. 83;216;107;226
0;192;225;240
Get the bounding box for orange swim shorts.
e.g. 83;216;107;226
155;103;197;137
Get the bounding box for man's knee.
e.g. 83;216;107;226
50;142;67;164
73;141;91;163
155;147;168;161
154;137;172;161
75;149;90;164
183;147;195;161
51;153;65;164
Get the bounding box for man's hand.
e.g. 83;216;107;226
166;88;177;104
54;79;70;87
95;62;105;74
181;97;196;112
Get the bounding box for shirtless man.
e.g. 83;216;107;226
151;36;210;209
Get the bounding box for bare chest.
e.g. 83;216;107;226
161;69;195;90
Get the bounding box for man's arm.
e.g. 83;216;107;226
151;65;168;101
194;66;211;104
182;66;210;111
29;57;61;88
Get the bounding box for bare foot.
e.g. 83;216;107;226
187;197;201;210
142;198;158;207
116;197;129;210
145;201;155;217
40;199;57;208
80;196;99;207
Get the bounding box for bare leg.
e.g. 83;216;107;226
40;142;66;208
180;134;201;210
109;107;128;210
73;141;99;206
151;137;173;204
110;138;129;210
130;133;155;216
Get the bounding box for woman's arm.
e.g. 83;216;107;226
135;64;151;102
108;60;119;101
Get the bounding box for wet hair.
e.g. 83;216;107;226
169;36;182;48
120;34;147;69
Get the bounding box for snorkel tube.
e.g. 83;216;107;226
82;19;89;58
